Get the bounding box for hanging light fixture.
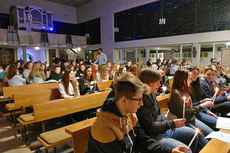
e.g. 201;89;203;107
159;0;166;25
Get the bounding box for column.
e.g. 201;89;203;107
191;42;201;67
45;48;50;66
14;48;20;61
56;49;60;58
144;47;150;64
180;45;183;61
212;43;216;58
23;47;27;63
156;48;159;61
135;48;138;63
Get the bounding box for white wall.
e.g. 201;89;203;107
0;0;77;24
77;0;230;65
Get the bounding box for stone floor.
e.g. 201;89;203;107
0;116;74;153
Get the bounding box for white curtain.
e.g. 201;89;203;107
18;30;41;46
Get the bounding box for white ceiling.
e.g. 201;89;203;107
43;0;92;7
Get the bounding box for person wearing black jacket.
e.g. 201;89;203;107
47;66;62;81
137;69;195;152
76;64;85;78
79;66;99;95
87;73;189;153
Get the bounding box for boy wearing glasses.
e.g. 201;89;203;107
87;73;189;153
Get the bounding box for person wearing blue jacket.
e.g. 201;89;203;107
200;65;230;116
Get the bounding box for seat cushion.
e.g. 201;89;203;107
40;126;71;144
19;113;34;122
6;103;15;108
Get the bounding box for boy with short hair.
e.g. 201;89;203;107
87;73;189;153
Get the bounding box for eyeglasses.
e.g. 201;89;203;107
126;96;143;105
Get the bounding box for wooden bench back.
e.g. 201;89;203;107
169;78;174;88
65;117;96;153
14;88;61;108
96;80;113;91
157;94;170;114
3;82;59;97
33;89;111;123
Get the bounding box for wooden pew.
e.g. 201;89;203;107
65;117;96;153
17;89;111;148
96;80;113;91
5;87;61;111
2;82;58;97
169;78;174;88
200;129;230;153
157;94;170;114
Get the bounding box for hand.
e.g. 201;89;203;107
227;95;230;101
174;119;186;128
200;101;214;108
201;98;213;103
172;146;190;153
207;110;217;118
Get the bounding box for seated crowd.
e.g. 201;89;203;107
0;53;230;153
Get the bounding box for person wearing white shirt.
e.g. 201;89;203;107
59;69;80;98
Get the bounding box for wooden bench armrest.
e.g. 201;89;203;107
65;117;96;135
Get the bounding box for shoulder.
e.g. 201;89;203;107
91;115;118;143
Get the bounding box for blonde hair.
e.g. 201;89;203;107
29;62;46;80
98;64;108;80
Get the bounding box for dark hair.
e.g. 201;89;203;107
172;69;190;93
188;66;203;97
2;64;9;70
98;48;103;52
62;69;77;95
7;64;17;79
139;68;162;84
83;65;95;81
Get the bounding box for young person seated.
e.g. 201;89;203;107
125;60;132;71
7;64;26;86
200;65;230;116
22;62;33;79
76;64;85;78
157;67;171;95
188;66;217;129
0;64;9;80
47;66;62;81
59;69;80;98
87;73;189;153
79;65;99;95
137;68;196;152
28;62;46;84
97;64;109;82
167;69;214;148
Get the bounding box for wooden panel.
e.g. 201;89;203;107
200;129;230;153
169;78;174;88
157;94;170;114
33;89;111;123
14;88;61;108
3;82;58;97
96;80;113;91
65;117;96;153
